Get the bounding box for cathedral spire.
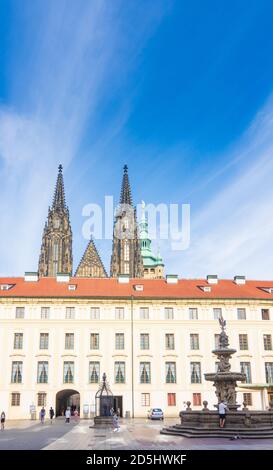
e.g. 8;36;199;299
38;165;73;277
110;165;143;278
52;164;66;210
120;164;132;205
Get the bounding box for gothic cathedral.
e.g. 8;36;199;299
38;164;164;278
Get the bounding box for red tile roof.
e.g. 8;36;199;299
0;277;273;300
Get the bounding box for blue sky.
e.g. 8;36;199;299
1;0;273;278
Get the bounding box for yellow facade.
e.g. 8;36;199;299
1;292;273;419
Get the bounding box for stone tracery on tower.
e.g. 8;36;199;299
38;164;163;279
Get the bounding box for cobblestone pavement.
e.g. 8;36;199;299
1;418;273;450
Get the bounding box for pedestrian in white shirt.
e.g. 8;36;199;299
218;401;228;428
65;408;71;423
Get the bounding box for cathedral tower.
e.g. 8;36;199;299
110;165;143;278
38;165;73;277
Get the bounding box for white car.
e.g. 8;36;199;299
147;408;164;420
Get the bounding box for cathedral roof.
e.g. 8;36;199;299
1;277;273;300
75;238;107;277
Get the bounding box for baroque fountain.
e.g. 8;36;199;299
161;315;273;438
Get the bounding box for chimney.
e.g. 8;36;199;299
234;275;246;285
24;272;39;282
166;275;178;284
207;275;218;284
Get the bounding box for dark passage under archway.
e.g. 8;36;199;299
55;389;80;417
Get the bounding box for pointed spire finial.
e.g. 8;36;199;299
120;165;132;205
52;164;66;210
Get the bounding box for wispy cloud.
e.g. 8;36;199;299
0;0;167;275
164;94;273;279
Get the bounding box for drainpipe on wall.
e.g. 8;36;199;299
131;294;134;418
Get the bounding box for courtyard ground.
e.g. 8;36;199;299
0;418;273;450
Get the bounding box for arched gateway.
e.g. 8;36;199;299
55;389;80;417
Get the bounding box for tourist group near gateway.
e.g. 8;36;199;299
0;166;273;419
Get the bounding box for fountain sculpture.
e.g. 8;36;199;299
161;316;273;438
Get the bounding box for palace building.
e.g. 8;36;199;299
0;166;273;419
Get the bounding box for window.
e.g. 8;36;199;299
193;393;202;406
140;362;151;384
213;308;222;320
115;362;125;383
37;393;47;407
214;334;220;349
140;334;149;350
14;333;23;349
124;240;130;261
165;333;175;350
91;307;100;320
115;307;124;320
41;307;50;319
63;362;74;383
262;309;270;320
165;307;174;320
243;393;252;406
263;334;272;351
15;307;25;319
11;361;23;383
165;362;176;383
189;308;198;320
240;362;252;383
239;334;248;350
90;333;99;350
140;307;149;319
53;240;59;276
68;284;77;291
123;263;130;274
190;334;199;350
11;393;20;406
190;362;201;384
65;333;74;350
66;307;75;319
168;393;176;406
39;333;49;350
265;362;273;383
89;362;100;383
37;362;48;383
115;333;124;350
141;393;150;406
237;308;246;320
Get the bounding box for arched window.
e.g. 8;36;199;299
124;240;130;261
53;241;59;276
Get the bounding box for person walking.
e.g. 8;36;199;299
40;407;46;424
65;408;71;423
1;411;5;431
219;400;228;428
49;407;55;424
112;413;120;432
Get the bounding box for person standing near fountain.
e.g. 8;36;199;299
219;400;228;428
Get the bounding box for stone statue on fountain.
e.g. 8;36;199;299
205;313;246;411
